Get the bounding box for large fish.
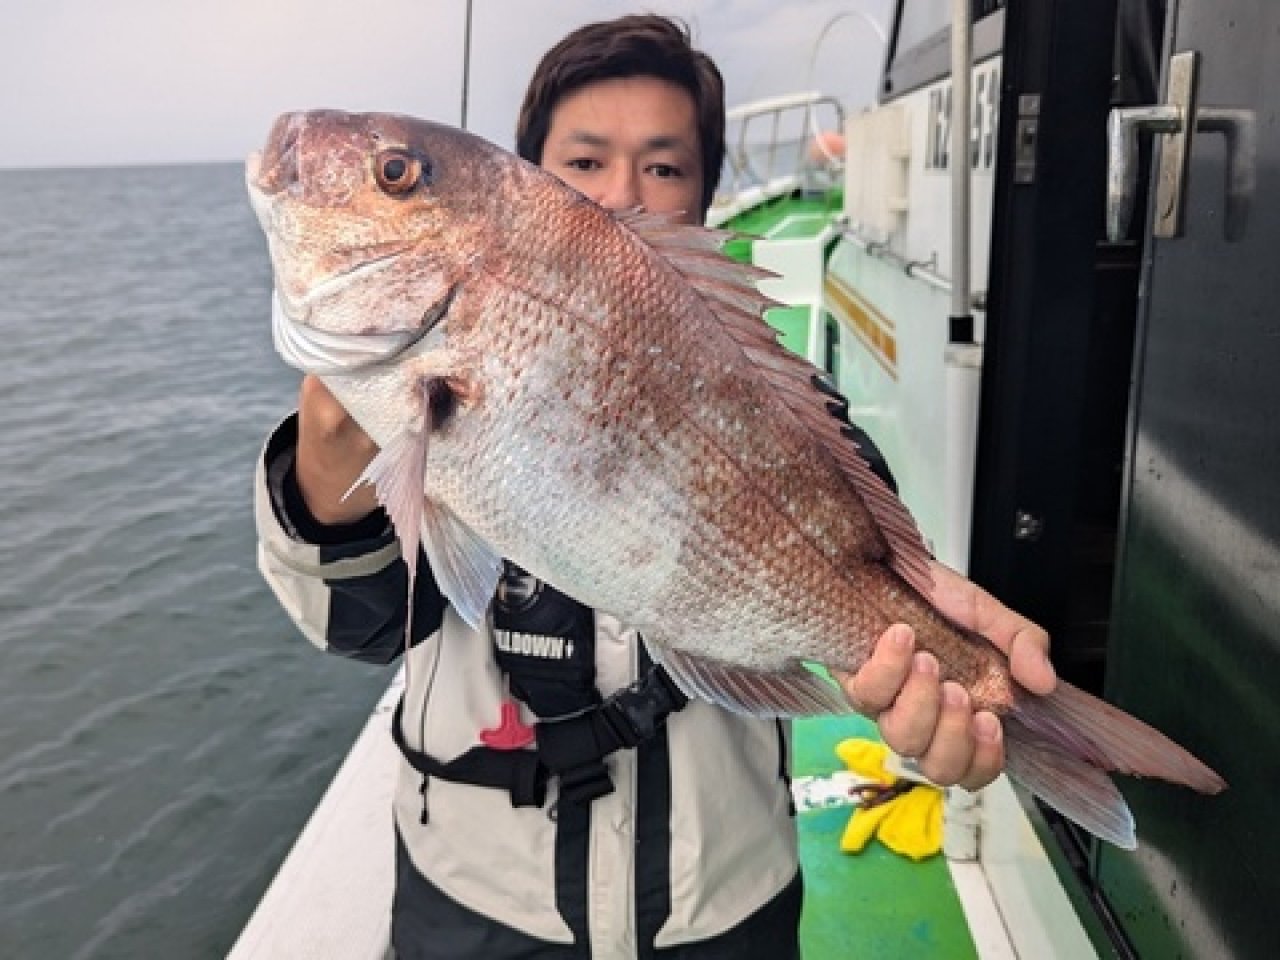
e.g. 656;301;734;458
246;110;1225;848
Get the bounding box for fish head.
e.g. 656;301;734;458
246;109;508;338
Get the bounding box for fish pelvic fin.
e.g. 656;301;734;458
1003;682;1228;849
420;502;502;630
352;382;501;634
618;211;934;598
650;644;855;718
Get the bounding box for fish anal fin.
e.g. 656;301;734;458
649;644;854;718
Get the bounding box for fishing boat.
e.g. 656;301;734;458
232;1;1278;957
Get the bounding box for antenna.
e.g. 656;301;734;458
460;0;474;129
805;9;889;94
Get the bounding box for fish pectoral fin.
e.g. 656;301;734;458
650;645;855;718
354;418;501;631
420;502;502;630
351;422;429;649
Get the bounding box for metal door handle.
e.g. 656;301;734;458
1106;51;1199;242
1194;108;1256;243
1107;105;1183;242
1106;51;1255;243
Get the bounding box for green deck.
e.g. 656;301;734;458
722;190;980;959
726;190;844;241
794;716;979;960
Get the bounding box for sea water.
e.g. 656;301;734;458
0;164;393;958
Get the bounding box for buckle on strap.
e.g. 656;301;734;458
600;665;690;747
536;665;688;775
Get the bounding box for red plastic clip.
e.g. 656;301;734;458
480;699;535;750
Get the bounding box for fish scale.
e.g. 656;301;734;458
248;109;1225;849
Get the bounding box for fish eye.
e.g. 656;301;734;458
374;149;423;195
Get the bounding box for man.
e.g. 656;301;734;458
255;14;1055;959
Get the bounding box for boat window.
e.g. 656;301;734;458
884;0;1006;99
895;0;950;54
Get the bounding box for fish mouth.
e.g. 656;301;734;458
248;112;307;197
245;150;287;236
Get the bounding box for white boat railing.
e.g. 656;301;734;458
711;91;845;225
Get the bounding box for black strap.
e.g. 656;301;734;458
391;665;689;810
539;664;689;806
391;699;549;807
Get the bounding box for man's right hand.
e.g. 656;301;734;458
295;375;381;523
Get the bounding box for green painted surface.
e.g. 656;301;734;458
795;715;979;960
765;305;812;358
727;190;844;242
766;213;833;240
723;191;844;365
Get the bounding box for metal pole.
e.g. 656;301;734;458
460;0;474;129
949;0;973;341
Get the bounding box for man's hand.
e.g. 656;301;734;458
834;560;1056;792
295;375;381;523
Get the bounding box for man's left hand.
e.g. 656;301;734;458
833;560;1055;792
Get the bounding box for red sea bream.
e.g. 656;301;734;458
247;110;1225;848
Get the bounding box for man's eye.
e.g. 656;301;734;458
566;158;600;172
648;164;682;179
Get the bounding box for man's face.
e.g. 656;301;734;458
540;76;704;225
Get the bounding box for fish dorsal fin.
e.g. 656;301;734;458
649;643;855;718
620;211;935;598
353;381;502;633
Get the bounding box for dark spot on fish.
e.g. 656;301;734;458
426;377;456;426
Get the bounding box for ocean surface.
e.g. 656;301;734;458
0;164;394;958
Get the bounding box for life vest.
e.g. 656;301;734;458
391;561;688;813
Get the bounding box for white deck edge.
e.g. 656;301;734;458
226;668;404;960
955;776;1099;960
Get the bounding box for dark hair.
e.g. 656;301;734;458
516;14;725;217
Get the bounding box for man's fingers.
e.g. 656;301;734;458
907;683;972;785
874;652;942;758
838;624;915;714
1009;632;1057;695
296;375;381;523
957;711;1005;792
926;560;1057;696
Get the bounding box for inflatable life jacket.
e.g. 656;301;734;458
392;561;688;813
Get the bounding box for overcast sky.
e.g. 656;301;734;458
0;0;891;169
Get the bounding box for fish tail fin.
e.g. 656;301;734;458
1002;682;1227;849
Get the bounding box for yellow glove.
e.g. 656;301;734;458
835;738;943;861
834;738;896;783
875;783;943;860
